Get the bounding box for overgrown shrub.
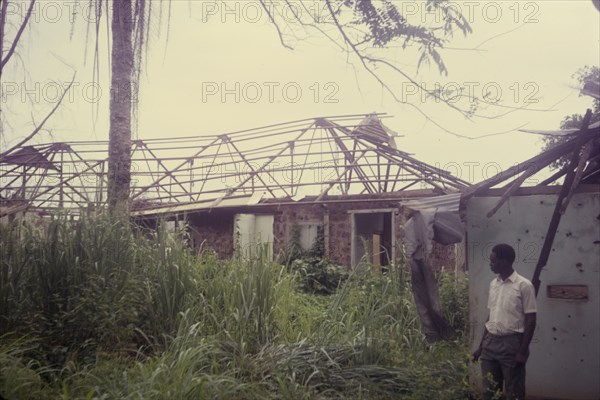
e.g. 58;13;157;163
289;257;349;295
283;222;348;295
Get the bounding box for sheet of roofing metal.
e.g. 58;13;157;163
0;146;58;170
400;192;461;212
130;194;258;217
519;120;600;136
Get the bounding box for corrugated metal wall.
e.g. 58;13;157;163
467;192;600;400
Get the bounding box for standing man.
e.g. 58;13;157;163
472;243;537;400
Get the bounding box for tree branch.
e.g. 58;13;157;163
0;0;9;69
1;74;76;158
0;0;36;73
259;0;293;50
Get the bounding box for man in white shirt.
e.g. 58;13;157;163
472;243;537;400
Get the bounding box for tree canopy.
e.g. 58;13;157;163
542;66;600;169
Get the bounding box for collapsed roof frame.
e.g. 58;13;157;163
0;114;470;216
461;115;599;222
461;110;600;295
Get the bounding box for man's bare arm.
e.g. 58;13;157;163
514;312;536;366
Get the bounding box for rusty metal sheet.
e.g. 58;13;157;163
547;285;589;301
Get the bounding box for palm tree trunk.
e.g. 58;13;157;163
107;0;134;214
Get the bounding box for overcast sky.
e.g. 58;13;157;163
1;0;599;184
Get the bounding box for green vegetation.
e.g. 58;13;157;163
0;214;474;399
541;65;600;169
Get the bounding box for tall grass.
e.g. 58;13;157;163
0;213;200;363
0;213;472;399
0;336;58;400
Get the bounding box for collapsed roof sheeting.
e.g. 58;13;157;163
582;79;600;100
351;113;400;148
519;120;600;136
0;146;58;170
401;192;461;213
0;114;470;215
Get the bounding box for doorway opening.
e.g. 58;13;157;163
351;210;395;270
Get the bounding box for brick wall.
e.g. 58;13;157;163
188;211;235;259
186;199;458;270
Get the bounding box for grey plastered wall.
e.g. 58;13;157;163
467;192;600;400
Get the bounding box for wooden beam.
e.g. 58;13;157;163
559;138;595;214
463;130;599;201
486;162;546;218
537;164;569;186
531;110;592;295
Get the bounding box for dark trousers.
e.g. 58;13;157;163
480;333;526;400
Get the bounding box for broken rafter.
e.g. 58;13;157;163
486;162;548;218
537;164;569;186
344;125;464;186
559;138;595;214
462;125;599;201
581;154;600;182
531;109;593;295
331;121;468;190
